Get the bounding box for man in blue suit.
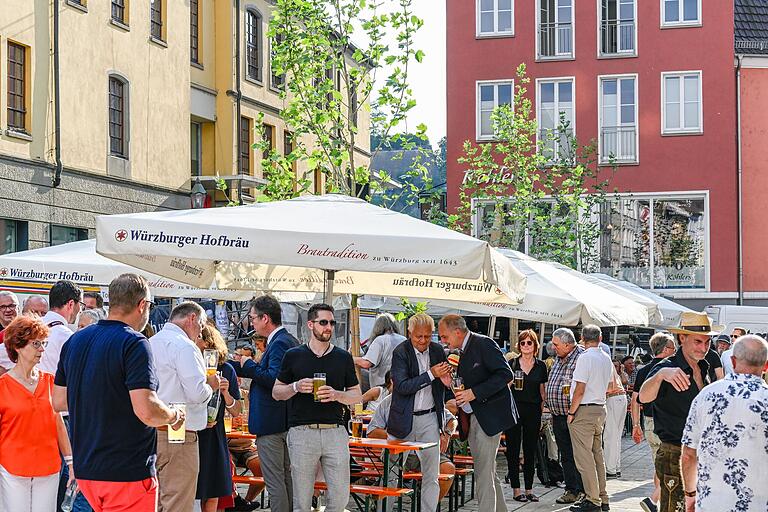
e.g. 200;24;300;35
439;314;516;512
235;296;298;512
388;313;452;512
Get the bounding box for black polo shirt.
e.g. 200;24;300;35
643;348;710;444
633;357;665;418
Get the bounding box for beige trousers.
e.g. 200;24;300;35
568;405;608;506
156;430;199;512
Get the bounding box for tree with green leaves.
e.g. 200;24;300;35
450;64;618;272
247;0;433;208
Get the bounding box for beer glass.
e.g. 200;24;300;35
203;349;218;376
514;370;524;391
562;382;571;397
349;417;364;439
451;376;464;393
168;403;186;444
313;373;327;402
223;411;233;433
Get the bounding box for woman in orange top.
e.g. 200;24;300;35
0;316;74;512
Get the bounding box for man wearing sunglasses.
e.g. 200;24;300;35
719;327;747;376
273;304;362;512
0;291;20;375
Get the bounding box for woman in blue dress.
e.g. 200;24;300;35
196;324;242;512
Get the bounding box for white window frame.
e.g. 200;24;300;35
535;76;576;161
536;0;575;60
661;70;703;135
597;0;637;58
597;73;639;164
476;79;514;141
476;0;514;38
660;0;702;28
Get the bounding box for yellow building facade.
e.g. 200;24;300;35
0;0;370;251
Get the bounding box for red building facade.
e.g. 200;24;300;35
447;0;768;308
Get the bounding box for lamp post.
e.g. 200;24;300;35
190;177;207;209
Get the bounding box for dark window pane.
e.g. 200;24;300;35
7;42;26;131
240;117;251;175
190;0;199;62
108;77;126;156
112;0;126;23
246;11;261;80
151;0;163;40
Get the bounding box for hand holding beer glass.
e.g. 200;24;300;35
203;349;218;376
514;370;524;391
168;403;186;444
313;373;327;402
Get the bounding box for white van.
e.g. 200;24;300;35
704;305;768;336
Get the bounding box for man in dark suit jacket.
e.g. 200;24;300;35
439;314;516;512
234;296;298;512
388;313;452;512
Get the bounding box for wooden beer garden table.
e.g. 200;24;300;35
226;432;435;511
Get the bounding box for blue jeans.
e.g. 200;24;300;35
58;416;93;512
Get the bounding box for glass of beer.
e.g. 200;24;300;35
349;417;364;439
451;376;464;393
223;411;233;433
313;373;327;402
203;349;218;376
563;382;571;397
514;370;524;391
168;403;186;444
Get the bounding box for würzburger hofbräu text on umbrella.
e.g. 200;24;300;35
127;230;250;248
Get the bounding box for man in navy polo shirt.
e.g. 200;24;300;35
54;274;184;512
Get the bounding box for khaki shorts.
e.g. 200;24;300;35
643;416;662;462
403;452;450;472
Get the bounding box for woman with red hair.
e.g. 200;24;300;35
0;316;74;511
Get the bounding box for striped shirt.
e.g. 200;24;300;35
545;345;584;416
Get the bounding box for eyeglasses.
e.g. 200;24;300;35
138;298;156;309
30;340;48;349
0;304;18;311
519;340;534;346
312;319;337;327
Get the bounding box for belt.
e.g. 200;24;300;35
579;403;603;407
661;441;682;448
606;392;626;398
413;407;436;416
305;423;340;429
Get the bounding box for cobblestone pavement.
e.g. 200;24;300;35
238;437;654;512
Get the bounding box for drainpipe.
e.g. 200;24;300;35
736;55;744;305
234;0;243;204
51;0;63;187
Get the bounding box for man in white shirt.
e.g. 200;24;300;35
720;327;746;375
151;301;222;512
567;325;614;512
38;280;83;375
0;291;20;374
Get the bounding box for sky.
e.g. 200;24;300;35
407;2;447;147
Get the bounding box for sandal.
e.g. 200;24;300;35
513;494;528;502
526;494;539;502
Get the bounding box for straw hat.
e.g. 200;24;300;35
669;311;723;336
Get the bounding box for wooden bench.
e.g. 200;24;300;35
233;475;265;485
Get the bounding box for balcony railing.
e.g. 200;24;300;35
600;19;635;55
538;22;573;58
600;125;637;163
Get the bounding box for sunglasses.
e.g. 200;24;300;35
313;319;337;327
730;334;739;339
519;340;534;346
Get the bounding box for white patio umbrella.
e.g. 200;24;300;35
376;249;650;327
590;273;693;328
95;195;527;305
0;239;322;303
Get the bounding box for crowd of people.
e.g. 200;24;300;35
0;273;766;512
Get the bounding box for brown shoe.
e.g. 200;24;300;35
556;491;580;504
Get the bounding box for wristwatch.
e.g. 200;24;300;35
567;412;575;416
684;490;697;497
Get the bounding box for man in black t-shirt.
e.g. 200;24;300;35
273;304;361;512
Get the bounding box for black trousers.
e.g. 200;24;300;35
552;414;584;494
504;403;542;490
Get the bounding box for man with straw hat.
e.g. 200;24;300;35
638;312;721;512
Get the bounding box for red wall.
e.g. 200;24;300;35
739;67;768;292
446;0;738;292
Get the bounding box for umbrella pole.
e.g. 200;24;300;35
612;325;619;354
350;294;362;383
323;270;335;305
487;316;497;340
509;318;519;352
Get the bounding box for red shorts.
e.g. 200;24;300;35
78;477;158;512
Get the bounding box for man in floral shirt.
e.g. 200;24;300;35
681;335;768;512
